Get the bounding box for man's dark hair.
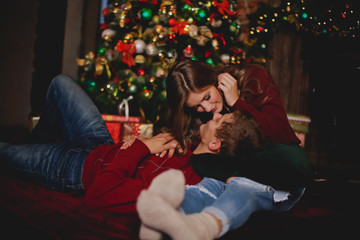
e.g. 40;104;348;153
216;110;265;156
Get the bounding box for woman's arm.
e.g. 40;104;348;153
232;66;299;144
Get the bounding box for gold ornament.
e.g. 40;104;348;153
123;33;134;44
119;11;127;28
120;2;132;11
95;56;108;76
135;55;146;64
154;25;164;34
212;39;220;50
159;0;176;18
198;26;213;38
188;24;198;37
196;35;208;46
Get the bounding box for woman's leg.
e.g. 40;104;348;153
180;178;226;214
29;74;113;146
202;177;305;237
202;177;275;236
137;184;221;240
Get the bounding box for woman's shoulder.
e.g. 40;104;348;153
246;64;269;76
245;64;275;86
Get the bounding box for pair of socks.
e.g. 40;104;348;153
136;169;220;240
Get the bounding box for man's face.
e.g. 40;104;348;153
199;112;234;143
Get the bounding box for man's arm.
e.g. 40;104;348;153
83;133;181;213
83;139;150;213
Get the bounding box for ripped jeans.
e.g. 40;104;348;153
180;177;305;237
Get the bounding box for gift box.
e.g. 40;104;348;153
120;122;154;142
30;114;153;144
287;113;311;148
102;114;153;143
101;114;141;143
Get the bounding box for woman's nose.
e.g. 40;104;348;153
201;102;212;112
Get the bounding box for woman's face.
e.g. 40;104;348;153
185;85;223;113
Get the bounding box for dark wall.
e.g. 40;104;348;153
0;0;99;128
31;0;67;116
0;1;39;127
305;37;359;168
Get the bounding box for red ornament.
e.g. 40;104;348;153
169;18;178;26
205;50;213;58
167;33;176;42
212;0;236;16
102;7;110;16
115;40;136;67
137;68;145;76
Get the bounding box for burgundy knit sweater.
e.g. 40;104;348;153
82;139;202;213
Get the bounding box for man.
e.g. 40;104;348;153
0;74;263;214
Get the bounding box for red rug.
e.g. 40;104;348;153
1;172;359;240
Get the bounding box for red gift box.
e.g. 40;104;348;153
30;114;152;144
101;114;140;143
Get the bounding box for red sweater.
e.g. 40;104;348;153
232;65;300;145
82;139;202;213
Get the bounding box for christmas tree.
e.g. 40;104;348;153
77;0;262;128
77;0;360;128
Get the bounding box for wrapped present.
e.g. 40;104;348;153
30;96;153;144
287;113;311;147
101;114;141;143
121;122;154;142
30;114;152;144
110;95;153;143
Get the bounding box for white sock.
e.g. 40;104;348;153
137;190;220;240
138;224;163;240
147;169;185;207
138;169;185;239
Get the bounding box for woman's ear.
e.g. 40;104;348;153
208;139;221;152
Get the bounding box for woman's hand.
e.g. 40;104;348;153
120;136;137;150
217;73;239;107
138;133;183;157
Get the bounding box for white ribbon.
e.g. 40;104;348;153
118;95;134;121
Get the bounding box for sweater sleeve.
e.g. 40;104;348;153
83;139;151;213
232;66;300;145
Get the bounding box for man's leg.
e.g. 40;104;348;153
0;139;89;191
29;74;113;146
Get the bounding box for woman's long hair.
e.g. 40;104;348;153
165;59;218;152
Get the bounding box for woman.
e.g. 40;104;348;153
165;59;300;152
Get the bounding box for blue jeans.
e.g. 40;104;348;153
181;177;305;237
0;75;114;192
